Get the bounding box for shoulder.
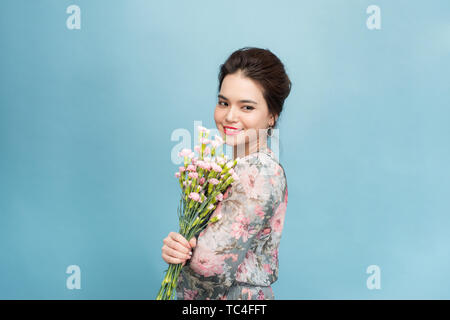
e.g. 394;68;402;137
236;152;286;183
236;151;283;172
232;152;287;202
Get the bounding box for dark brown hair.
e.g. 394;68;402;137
218;47;292;128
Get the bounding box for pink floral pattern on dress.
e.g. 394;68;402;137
189;242;225;277
231;214;257;242
183;288;198;300
270;190;287;233
254;204;265;219
177;145;288;300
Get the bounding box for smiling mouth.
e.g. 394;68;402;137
223;126;242;136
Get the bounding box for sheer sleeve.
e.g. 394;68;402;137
185;153;287;298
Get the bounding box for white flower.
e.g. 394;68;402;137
214;135;223;144
179;148;192;157
225;161;234;168
198;126;209;134
211;140;220;149
216;156;226;166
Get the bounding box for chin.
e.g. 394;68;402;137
226;140;249;153
224;139;237;146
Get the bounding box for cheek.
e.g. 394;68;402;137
241;115;260;130
214;107;223;123
249;113;268;129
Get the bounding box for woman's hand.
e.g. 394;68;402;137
161;232;197;266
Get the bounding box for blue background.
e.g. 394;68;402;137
1;0;449;299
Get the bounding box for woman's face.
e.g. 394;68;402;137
214;71;277;155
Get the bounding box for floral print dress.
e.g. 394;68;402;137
176;145;288;300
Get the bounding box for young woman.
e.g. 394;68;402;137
161;47;291;300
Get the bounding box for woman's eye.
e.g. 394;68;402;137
217;101;253;110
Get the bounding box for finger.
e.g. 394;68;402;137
163;237;190;254
170;232;191;250
163;246;191;260
189;237;197;248
162;249;187;264
166;239;191;255
163;254;185;265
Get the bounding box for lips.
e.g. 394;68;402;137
224;126;242;136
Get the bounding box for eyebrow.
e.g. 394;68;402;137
218;94;257;104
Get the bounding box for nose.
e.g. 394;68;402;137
225;105;238;123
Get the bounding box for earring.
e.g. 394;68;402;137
267;126;273;137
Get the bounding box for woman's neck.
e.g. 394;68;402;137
233;139;268;160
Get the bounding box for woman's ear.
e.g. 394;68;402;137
270;114;278;127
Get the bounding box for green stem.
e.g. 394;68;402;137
156;263;184;300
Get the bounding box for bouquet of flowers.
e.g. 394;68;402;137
156;126;240;300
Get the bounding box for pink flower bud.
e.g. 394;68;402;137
188;172;198;179
202;161;211;170
188;192;201;202
196;160;208;170
208;178;219;185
